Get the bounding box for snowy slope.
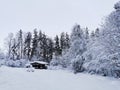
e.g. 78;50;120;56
0;66;120;90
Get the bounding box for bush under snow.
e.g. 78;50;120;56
5;59;28;67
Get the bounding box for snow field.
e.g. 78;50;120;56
0;66;120;90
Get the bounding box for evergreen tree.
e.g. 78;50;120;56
11;38;18;60
54;35;61;56
95;28;100;37
46;38;54;63
60;32;66;50
37;30;44;60
65;32;70;49
16;29;24;59
42;33;47;61
90;31;95;38
84;27;89;41
23;32;32;60
31;29;38;60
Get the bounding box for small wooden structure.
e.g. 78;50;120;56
30;61;48;69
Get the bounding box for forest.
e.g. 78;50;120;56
1;1;120;79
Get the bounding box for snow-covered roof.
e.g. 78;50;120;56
25;63;31;66
30;61;48;65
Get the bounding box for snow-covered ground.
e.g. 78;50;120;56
0;66;120;90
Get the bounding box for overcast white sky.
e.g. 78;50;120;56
0;0;119;49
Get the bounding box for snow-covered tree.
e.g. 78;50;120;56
54;35;61;56
68;24;87;71
60;32;66;50
72;56;85;73
16;30;24;59
11;38;18;60
46;38;54;63
5;33;14;58
41;33;47;61
84;27;90;44
90;31;95;38
95;28;100;37
31;29;38;60
37;30;43;60
51;24;87;70
64;32;70;50
23;32;32;60
83;1;120;78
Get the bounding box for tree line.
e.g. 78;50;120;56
5;29;70;63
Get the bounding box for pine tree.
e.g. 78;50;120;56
90;31;95;39
11;38;18;60
65;32;70;49
23;32;32;60
85;27;89;40
16;29;24;59
48;39;54;60
31;29;38;60
37;30;44;60
95;28;100;37
42;33;47;61
46;38;54;63
60;32;66;50
54;35;61;56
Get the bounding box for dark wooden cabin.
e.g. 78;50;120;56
30;61;48;69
